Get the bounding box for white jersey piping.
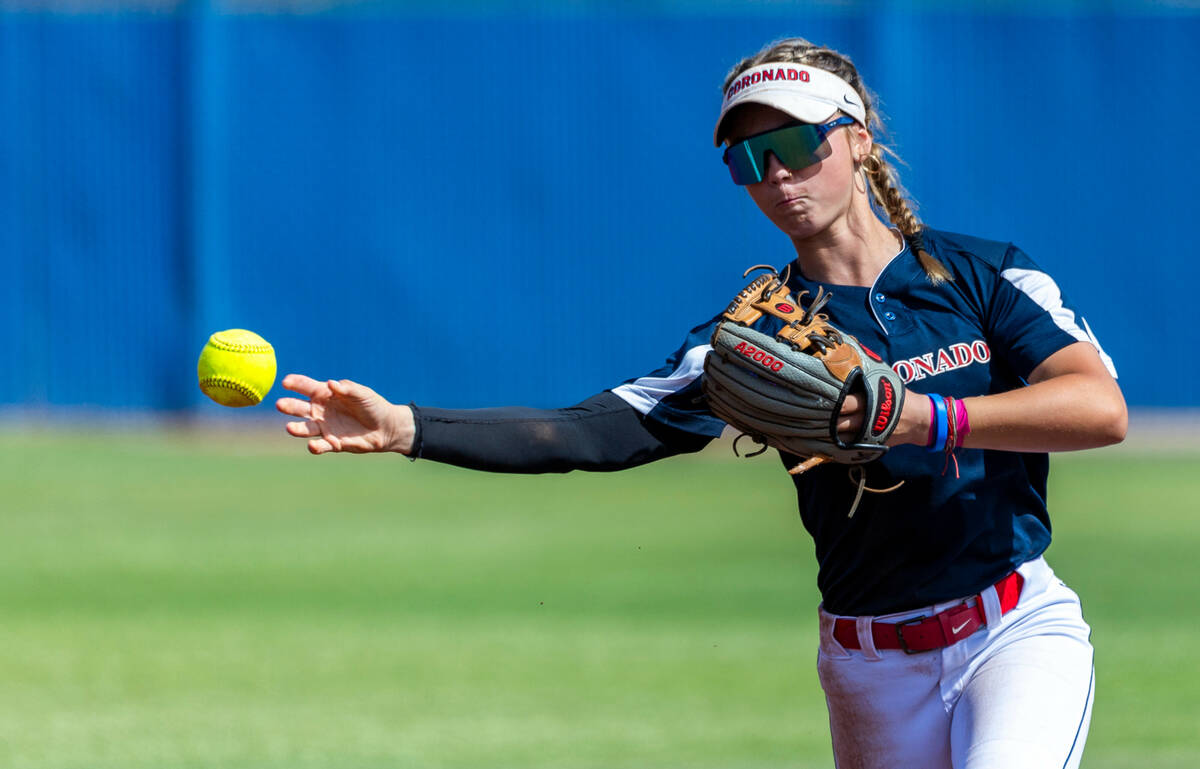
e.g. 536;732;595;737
611;344;711;415
1001;268;1118;378
864;231;911;336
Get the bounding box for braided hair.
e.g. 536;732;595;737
721;38;952;285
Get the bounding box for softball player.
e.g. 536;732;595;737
276;37;1125;769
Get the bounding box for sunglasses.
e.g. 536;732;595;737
722;116;857;185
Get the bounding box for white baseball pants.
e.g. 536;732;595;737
816;557;1094;769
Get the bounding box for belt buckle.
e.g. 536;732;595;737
895;615;927;655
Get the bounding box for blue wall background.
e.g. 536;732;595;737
2;3;1197;413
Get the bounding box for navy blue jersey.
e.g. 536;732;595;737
612;228;1116;616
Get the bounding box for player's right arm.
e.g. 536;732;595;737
275;374;712;473
277;319;727;472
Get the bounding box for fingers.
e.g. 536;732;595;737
286;420;322;438
328;378;378;402
276;397;313;418
300;432;384;455
836;414;864;435
835;394;865;437
282;374;332;399
280;376;385;457
308;437;336;455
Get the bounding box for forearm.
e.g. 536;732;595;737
889;343;1127;453
957;373;1126;452
412;391;712;473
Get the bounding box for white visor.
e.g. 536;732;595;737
713;62;867;146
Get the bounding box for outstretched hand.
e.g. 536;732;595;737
276;374;415;455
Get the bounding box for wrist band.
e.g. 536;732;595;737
954;398;971;448
926;393;947;452
943;397;957;453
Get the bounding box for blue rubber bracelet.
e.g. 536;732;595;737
927;393;948;452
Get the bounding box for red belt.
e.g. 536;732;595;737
833;571;1024;655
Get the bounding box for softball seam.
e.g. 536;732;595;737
198;376;264;401
208;336;274;354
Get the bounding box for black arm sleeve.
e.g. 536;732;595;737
411;391;714;474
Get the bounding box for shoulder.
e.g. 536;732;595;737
922;227;1017;273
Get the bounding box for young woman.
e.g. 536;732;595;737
277;38;1125;769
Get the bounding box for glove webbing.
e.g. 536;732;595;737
722;266;852;476
724;266;842;356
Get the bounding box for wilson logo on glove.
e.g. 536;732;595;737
734;341;785;372
872;378;896;436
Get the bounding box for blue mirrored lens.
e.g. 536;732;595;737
722;117;854;185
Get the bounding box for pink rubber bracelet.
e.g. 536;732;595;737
954;398;971;448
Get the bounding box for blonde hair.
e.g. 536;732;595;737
721;38;952;285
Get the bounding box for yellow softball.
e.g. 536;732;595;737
197;329;277;407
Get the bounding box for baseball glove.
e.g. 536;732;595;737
702;265;906;477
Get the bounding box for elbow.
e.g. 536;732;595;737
1099;408;1128;447
1094;392;1128;447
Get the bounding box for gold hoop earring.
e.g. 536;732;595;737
853;166;868;194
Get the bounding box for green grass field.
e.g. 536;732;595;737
1;429;1198;768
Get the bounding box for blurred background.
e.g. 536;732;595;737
2;3;1200;769
2;0;1198;415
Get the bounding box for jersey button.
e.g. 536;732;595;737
874;292;886;303
883;311;897;321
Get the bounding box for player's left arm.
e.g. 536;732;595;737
881;341;1127;452
845;242;1127;453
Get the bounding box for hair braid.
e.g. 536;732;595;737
721;38;952;285
861;147;951;284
